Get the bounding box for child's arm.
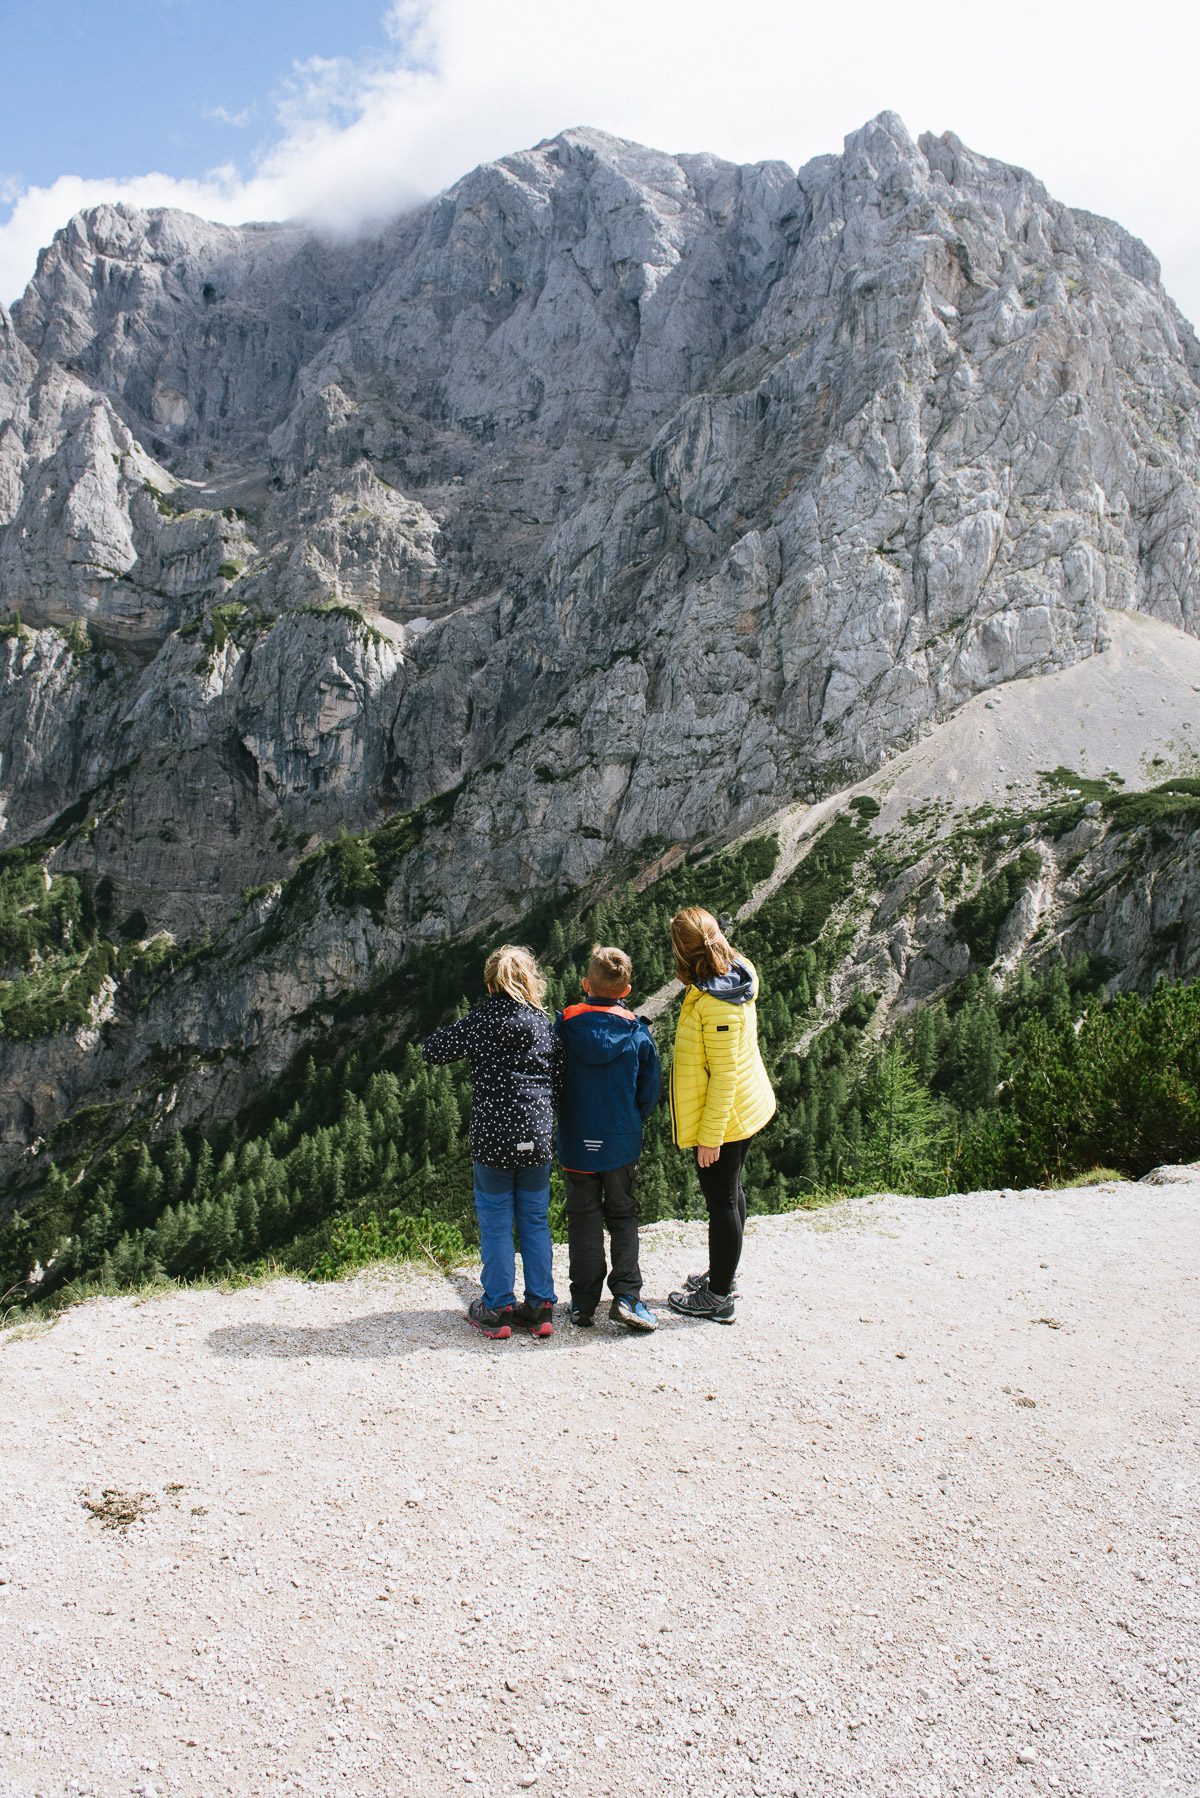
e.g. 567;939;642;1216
551;1025;564;1107
635;1025;663;1118
422;1011;476;1065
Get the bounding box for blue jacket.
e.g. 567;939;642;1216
555;997;662;1173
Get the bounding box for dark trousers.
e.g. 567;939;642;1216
564;1162;643;1311
696;1136;752;1296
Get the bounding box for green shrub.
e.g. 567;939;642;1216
960;979;1200;1185
309;1208;466;1280
1102;779;1200;834
952;847;1040;962
1039;766;1120;802
0;862;85;968
204;602;248;653
325;828;380;909
0;941;117;1040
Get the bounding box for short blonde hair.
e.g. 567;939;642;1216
669;906;735;986
483;943;547;1010
586;944;632;997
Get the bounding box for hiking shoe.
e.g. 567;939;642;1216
468;1298;513;1339
515;1299;554;1339
684;1269;741;1297
568;1303;595;1328
667;1285;736;1324
610;1294;658;1332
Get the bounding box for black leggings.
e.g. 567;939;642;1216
695;1136;752;1296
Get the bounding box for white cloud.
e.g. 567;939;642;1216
2;0;1199;325
204;105;256;129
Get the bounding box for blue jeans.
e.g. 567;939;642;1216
472;1162;557;1311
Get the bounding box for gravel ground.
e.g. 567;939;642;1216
1;1175;1197;1798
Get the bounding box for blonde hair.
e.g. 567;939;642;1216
483;943;547;1010
586;943;633;997
670;906;735;986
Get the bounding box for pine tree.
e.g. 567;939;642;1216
546;917;567;962
857;1044;946;1195
192;1140;215;1203
127;1145;164;1227
235;1189;260;1255
162;1135;193;1204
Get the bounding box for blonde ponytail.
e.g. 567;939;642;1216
483;943;548;1011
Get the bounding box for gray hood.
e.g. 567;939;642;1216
696;958;756;1005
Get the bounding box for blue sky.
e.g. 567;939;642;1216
0;0;395;188
2;0;1199;324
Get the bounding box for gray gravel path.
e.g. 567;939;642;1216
1;1176;1197;1797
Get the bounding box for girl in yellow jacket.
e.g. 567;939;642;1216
667;906;776;1322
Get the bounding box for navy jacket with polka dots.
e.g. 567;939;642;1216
423;993;560;1169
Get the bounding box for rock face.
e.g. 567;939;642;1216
1;114;1199;1154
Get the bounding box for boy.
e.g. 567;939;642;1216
556;944;662;1331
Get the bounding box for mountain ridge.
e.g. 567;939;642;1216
1;112;1198;1231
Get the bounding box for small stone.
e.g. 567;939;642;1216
1017;1749;1038;1765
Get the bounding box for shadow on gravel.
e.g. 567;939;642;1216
206;1272;689;1359
207;1313;437;1358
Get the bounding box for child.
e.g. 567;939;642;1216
556;944;662;1331
664;906;776;1324
423;944;559;1340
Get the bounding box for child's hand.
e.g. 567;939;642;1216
696;1144;721;1168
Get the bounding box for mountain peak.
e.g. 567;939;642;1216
0;118;1198;1164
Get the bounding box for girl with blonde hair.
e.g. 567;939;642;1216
666;906;776;1322
423;944;559;1338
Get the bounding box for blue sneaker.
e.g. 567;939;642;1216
568;1303;595;1328
610;1295;657;1332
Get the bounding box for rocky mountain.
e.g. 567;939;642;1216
1;112;1199;1177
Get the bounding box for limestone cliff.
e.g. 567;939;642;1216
0;114;1198;1160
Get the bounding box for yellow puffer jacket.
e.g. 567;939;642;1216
670;956;777;1148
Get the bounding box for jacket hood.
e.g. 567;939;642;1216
559;1000;641;1066
696;957;757;1005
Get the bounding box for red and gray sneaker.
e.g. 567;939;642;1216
515;1299;554;1338
468;1298;513;1339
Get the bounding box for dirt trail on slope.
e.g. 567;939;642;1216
639;608;1200;1024
2;1177;1198;1798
